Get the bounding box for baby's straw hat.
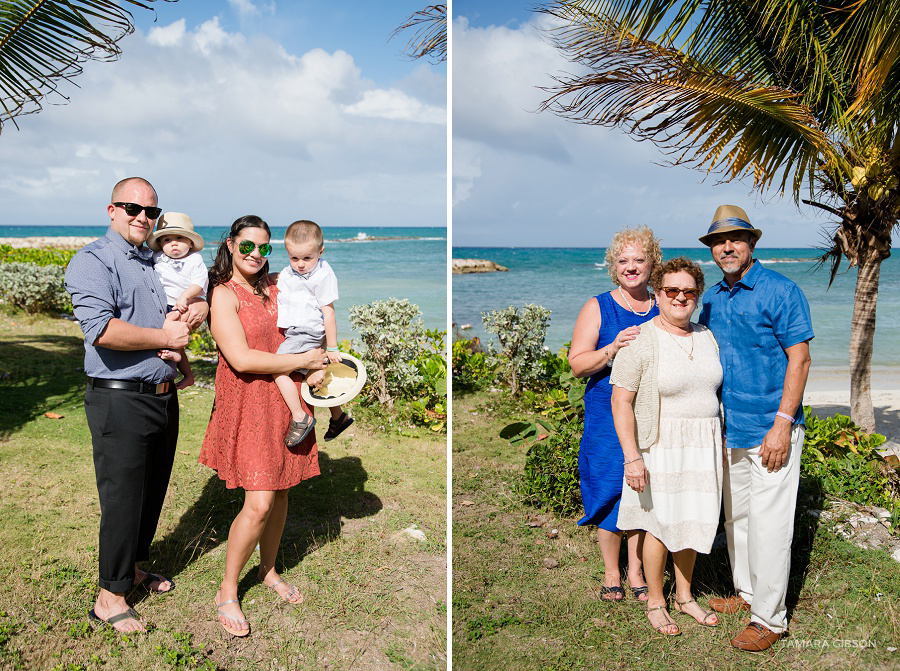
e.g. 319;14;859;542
148;212;205;252
301;354;368;407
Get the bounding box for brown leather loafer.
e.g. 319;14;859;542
731;622;781;651
709;594;751;614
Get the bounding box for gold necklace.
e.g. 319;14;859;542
659;319;694;360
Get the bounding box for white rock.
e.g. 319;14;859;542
402;525;427;542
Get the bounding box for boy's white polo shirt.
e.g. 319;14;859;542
152;250;209;306
276;258;339;330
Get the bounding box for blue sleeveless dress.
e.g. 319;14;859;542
577;291;658;530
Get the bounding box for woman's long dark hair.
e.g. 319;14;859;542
208;215;272;302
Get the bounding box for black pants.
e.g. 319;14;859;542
84;385;178;593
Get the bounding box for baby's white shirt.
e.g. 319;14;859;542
152;250;209;306
276;258;339;330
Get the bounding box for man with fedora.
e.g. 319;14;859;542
697;204;813;651
65;177;208;633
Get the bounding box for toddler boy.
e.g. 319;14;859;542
275;220;353;446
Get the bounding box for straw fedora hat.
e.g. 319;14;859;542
301;353;368;408
148;212;205;252
698;205;763;246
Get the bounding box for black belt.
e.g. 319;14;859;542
88;377;173;395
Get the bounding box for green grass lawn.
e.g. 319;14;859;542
0;311;446;671
452;391;900;671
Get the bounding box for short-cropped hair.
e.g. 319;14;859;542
650;257;705;295
605;225;662;285
285;220;323;247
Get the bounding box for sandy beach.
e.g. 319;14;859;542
0;236;94;249
805;368;900;444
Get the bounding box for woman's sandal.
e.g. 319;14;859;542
674;598;719;627
284;415;316;447
324;412;354;441
647;604;681;636
215;598;250;638
629;585;649;602
599;585;626;602
266;578;303;604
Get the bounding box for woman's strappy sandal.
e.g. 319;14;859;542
266;578;303;604
646;604;681;636
674;598;719;627
215;598;250;637
284;415;316;447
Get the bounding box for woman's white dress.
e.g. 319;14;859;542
616;324;724;553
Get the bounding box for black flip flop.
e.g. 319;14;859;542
134;572;175;594
88;607;148;633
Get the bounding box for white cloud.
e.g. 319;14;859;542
227;0;260;18
451;14;827;247
344;89;445;124
0;17;446;229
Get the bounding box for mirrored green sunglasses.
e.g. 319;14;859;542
237;240;273;257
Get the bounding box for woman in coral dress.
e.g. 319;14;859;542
199;215;326;637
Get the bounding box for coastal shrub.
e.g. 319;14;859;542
452;337;497;393
0;262;71;314
501;345;586;445
0;245;76;267
482;304;551;395
187;323;217;358
348;298;427;408
521;418;582;517
801;407;898;528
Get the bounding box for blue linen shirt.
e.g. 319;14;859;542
65;228;175;383
698;260;814;449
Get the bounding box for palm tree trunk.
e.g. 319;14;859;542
849;256;881;432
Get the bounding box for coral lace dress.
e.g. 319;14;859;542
200;279;320;490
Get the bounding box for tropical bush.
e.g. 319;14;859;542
0;245;76;267
521;418;582;517
801;408;898;529
451;337;497;393
0;262;71;314
482;304;551;395
348;299;446;432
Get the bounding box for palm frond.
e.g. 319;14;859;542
390;4;446;64
540;17;833;196
0;0;162;132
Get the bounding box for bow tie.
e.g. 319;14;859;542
127;246;153;261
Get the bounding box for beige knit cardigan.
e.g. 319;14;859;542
609;319;718;450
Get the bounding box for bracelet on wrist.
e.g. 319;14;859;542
775;411;795;423
326;346;340;351
624;456;643;465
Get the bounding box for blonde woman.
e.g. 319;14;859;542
568;226;661;602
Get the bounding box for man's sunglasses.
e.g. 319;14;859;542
237;240;273;257
660;286;699;300
113;202;162;219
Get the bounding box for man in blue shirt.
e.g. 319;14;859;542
697;205;813;652
65;177;207;633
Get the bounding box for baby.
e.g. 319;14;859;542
147;212;209;390
274;220;354;446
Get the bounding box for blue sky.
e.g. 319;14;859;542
451;2;898;248
0;0;446;229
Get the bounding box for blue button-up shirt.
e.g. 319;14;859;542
698;260;814;449
65;228;175;383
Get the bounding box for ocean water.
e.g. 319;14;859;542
453;247;899;370
0;226;447;336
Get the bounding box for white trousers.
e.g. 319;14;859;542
724;425;804;634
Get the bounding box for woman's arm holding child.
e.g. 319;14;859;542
322;303;342;363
